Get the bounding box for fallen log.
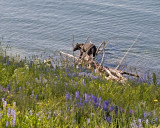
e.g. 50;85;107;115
60;51;138;83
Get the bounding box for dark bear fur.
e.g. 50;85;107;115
73;43;97;59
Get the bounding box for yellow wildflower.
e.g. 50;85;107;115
154;99;158;102
7;104;10;106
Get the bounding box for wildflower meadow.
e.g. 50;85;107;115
0;44;160;127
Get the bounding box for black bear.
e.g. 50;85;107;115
73;43;97;59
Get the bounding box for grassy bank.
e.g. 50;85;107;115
0;46;160;127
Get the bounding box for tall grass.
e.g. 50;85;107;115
0;44;160;127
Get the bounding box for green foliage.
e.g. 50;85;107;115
152;73;157;86
0;47;160;127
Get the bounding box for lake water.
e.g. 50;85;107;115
0;0;160;77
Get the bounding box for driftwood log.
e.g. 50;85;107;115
60;34;141;83
60;51;139;83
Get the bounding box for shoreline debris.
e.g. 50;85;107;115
60;34;141;83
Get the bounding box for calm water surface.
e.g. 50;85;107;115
0;0;160;76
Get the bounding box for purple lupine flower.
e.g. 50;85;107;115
81;72;85;77
93;96;98;103
30;60;33;66
82;79;86;86
18;86;21;91
75;91;80;100
84;67;87;72
72;73;76;77
87;73;91;77
106;116;112;123
65;69;67;74
54;110;58;117
7;107;11;117
155;117;158;122
11;109;16;127
65;93;70;101
90;74;93;78
119;107;124;113
60;110;63;116
0;85;3;90
96;102;101;108
99;97;102;102
138;119;142;128
130;120;138;128
130;109;134;114
95;97;102;108
143;73;147;82
8;84;11;91
109;106;114;112
6;120;9;127
87;118;90;124
11;109;16;115
2;57;5;63
84;93;90;103
69;93;73;104
77;97;83;107
90;94;93;99
16;88;19;92
91;94;98;103
80;97;82;104
138;119;142;124
36;113;39;117
48;111;52;119
35;95;38;100
7;61;10;65
103;101;109;111
143;112;147;118
30;110;33;116
104;101;109;106
115;106;118;115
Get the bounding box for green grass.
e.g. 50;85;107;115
0;46;160;127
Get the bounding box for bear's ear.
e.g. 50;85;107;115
76;43;79;45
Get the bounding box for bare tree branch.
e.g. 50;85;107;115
96;41;107;54
115;32;141;70
72;35;75;63
100;49;105;65
85;35;90;44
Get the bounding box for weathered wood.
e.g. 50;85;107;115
60;51;78;61
60;33;140;83
59;51;138;83
115;32;141;70
85;35;90;44
96;41;107;55
72;35;75;63
100;49;105;66
121;71;139;78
